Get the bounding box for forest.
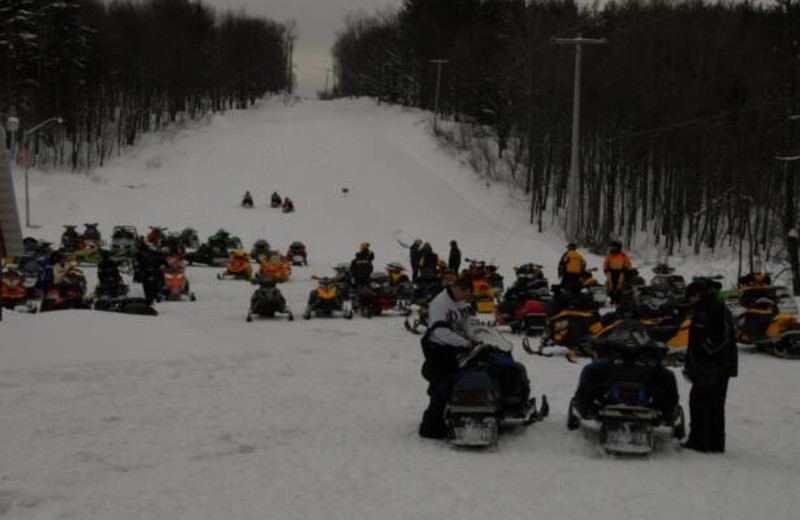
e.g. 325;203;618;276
0;0;294;170
332;0;800;256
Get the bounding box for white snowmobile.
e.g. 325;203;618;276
443;321;549;447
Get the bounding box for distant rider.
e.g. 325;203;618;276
242;191;254;208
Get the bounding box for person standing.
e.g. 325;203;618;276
448;240;461;273
603;240;633;304
409;239;422;282
141;249;167;306
683;280;738;453
558;243;587;289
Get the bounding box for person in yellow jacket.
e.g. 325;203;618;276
603;240;633;303
558;243;587;289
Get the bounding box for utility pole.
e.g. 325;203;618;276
775;0;800;294
552;35;607;243
430;59;449;133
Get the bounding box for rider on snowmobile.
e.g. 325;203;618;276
351;244;374;288
282;197;295;213
271;191;282;207
242;191;254;208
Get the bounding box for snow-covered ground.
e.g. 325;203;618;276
2;99;799;519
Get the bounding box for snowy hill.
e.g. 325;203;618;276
2;99;799;520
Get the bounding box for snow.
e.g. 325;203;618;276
2;98;800;519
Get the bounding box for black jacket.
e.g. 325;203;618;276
448;247;461;271
410;243;421;268
686;296;738;383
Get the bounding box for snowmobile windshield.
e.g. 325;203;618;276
594;320;668;360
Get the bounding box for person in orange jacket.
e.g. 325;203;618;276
558;243;587;289
603;240;633;304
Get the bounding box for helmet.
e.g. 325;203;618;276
360;242;370;251
609;240;622;249
567;243;577;250
450;240;457;247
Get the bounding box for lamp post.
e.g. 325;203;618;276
19;117;63;228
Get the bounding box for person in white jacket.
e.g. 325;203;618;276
418;278;477;439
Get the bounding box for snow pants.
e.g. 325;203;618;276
687;377;729;452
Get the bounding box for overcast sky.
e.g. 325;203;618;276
204;0;400;98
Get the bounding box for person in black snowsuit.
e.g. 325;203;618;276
448;240;461;273
97;252;122;291
683;279;738;453
409;239;422;282
350;253;374;288
242;191;254;208
141;249;167;305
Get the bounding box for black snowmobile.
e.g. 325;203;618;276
93;260;157;316
566;320;685;455
443;322;549;447
246;278;293;322
250;239;272;263
82;223;103;244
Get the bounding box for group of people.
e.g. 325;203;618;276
242;191;294;213
419;239;737;454
557;240;633;303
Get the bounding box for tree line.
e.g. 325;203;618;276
0;0;295;170
331;0;800;259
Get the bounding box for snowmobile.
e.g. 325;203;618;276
354;272;411;318
246;278;293;322
444;321;549;447
437;261;458;286
286;241;308;266
217;250;253;281
185;243;228;267
533;289;603;358
110;226;138;258
495;278;552;336
254;255;292;284
386;262;415;303
40;266;90;312
146;226;168;249
303;276;353;319
282;198;295;213
61;225;82;252
650;264;686;298
485;264;504;296
242;192;254;208
471;277;496;314
179;227;201;251
71;241;105;266
736;297;800;358
82;223;103;245
250;240;272;263
601;290;692;364
1;265;38;313
270;192;282;208
333;263;353;300
92;269;154;315
579;268;607;306
566;321;686;455
162;255;196;302
22;237;53;259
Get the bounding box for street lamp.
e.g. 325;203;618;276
19;117;63;228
